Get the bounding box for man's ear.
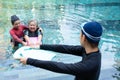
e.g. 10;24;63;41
82;35;87;42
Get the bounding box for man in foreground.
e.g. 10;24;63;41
20;21;103;80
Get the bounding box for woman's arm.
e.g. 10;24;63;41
38;27;43;36
10;30;26;46
37;35;42;45
24;35;30;45
24;30;32;46
36;27;43;45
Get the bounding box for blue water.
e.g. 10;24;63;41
0;0;120;80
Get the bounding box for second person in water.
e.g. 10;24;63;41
24;20;43;48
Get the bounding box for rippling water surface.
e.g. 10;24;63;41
0;0;120;80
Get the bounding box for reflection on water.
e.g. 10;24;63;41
0;0;120;80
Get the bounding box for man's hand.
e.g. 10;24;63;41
20;58;28;65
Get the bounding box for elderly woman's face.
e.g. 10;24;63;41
28;21;37;32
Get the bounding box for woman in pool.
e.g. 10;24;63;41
10;15;28;49
24;20;43;48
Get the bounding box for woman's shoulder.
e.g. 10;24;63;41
20;24;28;29
38;27;43;32
37;27;43;35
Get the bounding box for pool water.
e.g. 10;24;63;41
0;0;120;80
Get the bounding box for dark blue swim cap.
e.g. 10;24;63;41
11;15;20;25
81;21;103;43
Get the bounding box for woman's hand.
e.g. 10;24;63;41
35;41;40;45
27;41;34;46
20;58;28;64
22;41;27;46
